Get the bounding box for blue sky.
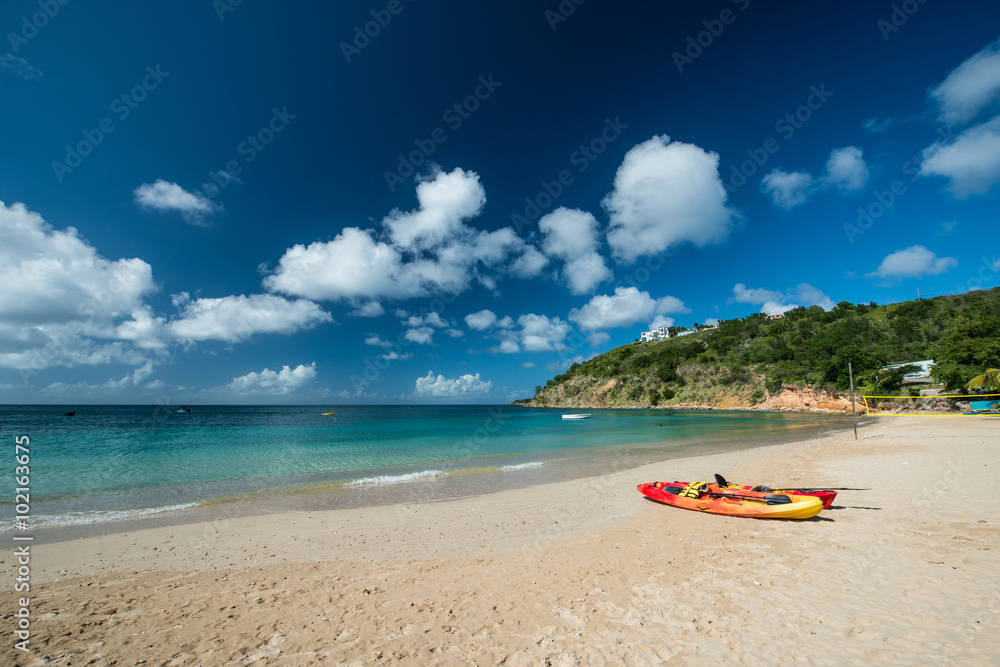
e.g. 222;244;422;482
2;0;999;405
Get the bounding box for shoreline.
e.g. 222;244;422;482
5;409;854;546
3;417;997;664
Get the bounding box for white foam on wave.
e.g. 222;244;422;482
1;502;200;532
502;461;544;471
346;470;446;487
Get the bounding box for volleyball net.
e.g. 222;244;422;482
861;393;1000;417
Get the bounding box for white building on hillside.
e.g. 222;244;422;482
640;324;718;342
640;326;669;342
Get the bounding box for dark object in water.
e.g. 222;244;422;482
63;411;76;416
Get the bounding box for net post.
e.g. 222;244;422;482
849;362;857;439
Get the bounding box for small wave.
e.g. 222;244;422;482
346;470;446;487
502;461;544;471
0;502;200;532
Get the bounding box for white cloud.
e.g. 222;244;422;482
648;315;675;330
497;339;520;354
403;326;435;345
114;362;155;387
465;310;498;330
794;284;836;311
465;310;514;332
732;283;785;307
227;362;317;394
703;318;720;326
265;168;545;304
760;170;815;208
732;283;835;316
169;293;332;344
929;38;1000;126
509;246;548;278
920;116;1000;197
824;147;869;191
365;334;391;347
0;54;43;80
486;313;572;354
399;312;453;345
350;301;385;317
587;332;610;346
414;371;492;397
115;306;170;350
264;227;410;300
518;314;572;352
762;147;868;208
338;387;385;401
384;168;486;250
41;362;157;396
568;287;689;332
0;200;340;375
604;135;736;263
381;351;413;361
133;180;220;226
539;207;612;294
0;201;157;369
866;245;958;280
404;312;448;328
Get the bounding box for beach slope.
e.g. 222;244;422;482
3;418;998;665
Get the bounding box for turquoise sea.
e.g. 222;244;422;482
1;404;851;539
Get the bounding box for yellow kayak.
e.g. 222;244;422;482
638;481;824;519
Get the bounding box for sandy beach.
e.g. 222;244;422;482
3;416;998;665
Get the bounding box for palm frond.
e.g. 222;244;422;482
966;368;1000;392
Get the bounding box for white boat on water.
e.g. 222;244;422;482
562;414;591;420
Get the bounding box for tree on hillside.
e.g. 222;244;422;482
824;344;886;390
930;315;1000;390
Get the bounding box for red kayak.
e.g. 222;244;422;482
703;474;837;509
637;481;825;519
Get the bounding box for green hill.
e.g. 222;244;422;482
517;287;1000;410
